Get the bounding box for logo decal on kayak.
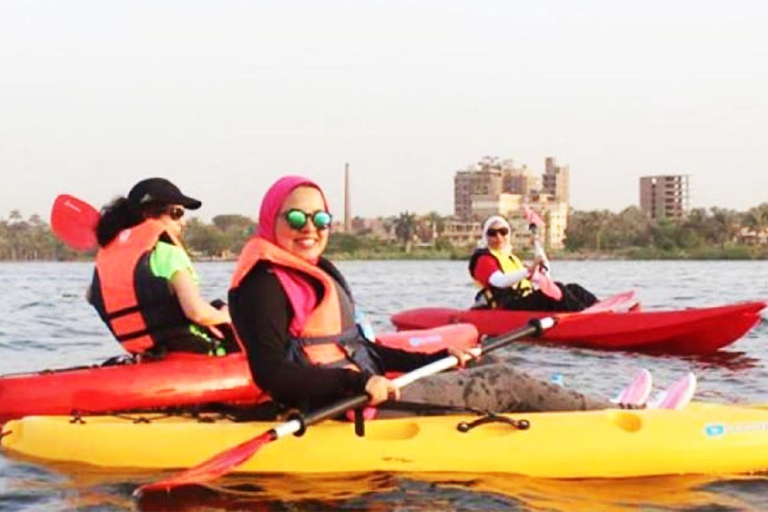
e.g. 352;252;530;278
705;424;725;437
704;422;768;437
408;335;443;347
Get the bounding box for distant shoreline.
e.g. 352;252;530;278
2;246;767;263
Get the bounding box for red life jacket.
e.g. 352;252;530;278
91;220;195;354
230;237;381;373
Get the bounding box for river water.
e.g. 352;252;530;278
1;260;767;511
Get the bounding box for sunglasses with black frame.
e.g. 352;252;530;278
282;209;333;231
486;227;509;237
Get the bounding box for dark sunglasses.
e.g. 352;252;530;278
166;206;185;220
283;209;333;231
486;227;509;237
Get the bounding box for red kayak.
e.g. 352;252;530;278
391;301;766;355
0;324;478;424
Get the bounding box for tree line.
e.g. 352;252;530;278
2;204;767;261
0;210;77;261
565;204;768;259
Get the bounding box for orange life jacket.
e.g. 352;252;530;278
230;237;381;373
91;220;194;354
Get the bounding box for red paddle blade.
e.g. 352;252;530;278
135;430;276;496
50;194;100;251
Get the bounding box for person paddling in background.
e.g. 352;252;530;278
229;175;693;419
469;215;599;311
87;178;238;358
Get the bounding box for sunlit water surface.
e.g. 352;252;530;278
1;260;767;511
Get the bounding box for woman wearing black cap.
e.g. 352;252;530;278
87;178;237;357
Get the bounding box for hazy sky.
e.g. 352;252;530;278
1;1;766;221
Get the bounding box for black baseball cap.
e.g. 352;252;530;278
127;178;202;210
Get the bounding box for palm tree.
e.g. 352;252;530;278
425;211;445;236
744;204;768;232
0;220;8;259
414;211;445;246
709;207;740;249
394;211;417;254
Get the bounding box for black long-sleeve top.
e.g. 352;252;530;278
229;258;448;410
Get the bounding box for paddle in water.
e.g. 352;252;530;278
50;194;100;251
134;317;556;496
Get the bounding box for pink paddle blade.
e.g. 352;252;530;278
135;430;276;496
653;373;697;410
582;290;640;314
612;369;653;405
50;194;99;251
522;205;545;228
534;269;562;300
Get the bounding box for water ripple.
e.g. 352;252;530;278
1;260;768;510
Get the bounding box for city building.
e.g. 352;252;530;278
441;220;482;247
454;160;503;221
542;157;570;202
451;156;571;249
639;175;690;221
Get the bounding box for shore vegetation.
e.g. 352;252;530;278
2;204;767;262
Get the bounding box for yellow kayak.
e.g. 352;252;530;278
4;402;768;478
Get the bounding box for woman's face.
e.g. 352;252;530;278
486;221;510;251
159;204;186;238
275;186;330;262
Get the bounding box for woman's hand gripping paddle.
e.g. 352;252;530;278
521;205;562;301
50;194;100;251
134;317;556;497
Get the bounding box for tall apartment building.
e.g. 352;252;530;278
503;166;540;196
639;175;690;221
451;156;570;248
454;157;547;221
542;157;570;203
454;165;503;221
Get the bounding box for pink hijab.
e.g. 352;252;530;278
257;175;330;335
257;175;329;244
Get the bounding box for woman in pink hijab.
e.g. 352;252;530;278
229;175;466;413
228;176;692;420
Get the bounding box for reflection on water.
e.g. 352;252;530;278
43;470;768;511
1;260;768;510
